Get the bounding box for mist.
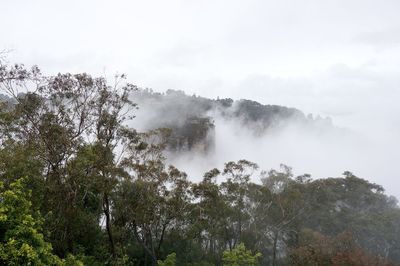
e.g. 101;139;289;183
128;89;400;200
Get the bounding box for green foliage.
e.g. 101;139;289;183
0;178;61;265
222;243;261;266
61;254;84;266
157;252;176;266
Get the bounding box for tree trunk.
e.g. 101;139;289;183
103;192;116;259
272;231;279;266
132;223;158;265
157;223;168;257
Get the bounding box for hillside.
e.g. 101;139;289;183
131;88;333;153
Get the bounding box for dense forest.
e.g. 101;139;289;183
0;61;400;265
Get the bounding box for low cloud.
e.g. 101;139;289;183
128;84;400;200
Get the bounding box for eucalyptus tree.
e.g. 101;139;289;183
220;160;258;249
190;167;227;264
258;165;310;265
113;129;192;265
0;60;138;260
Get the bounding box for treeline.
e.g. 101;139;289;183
0;62;399;265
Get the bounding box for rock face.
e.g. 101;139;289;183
167;116;215;154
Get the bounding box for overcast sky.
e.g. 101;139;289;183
2;0;400;195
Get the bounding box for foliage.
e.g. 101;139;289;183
0;178;60;265
157;252;176;266
290;229;392;265
222;243;261;266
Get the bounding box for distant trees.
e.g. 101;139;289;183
1;60;400;265
167;116;215;153
290;229;392;265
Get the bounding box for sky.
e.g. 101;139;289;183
1;0;400;196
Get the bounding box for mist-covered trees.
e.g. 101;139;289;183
0;60;400;265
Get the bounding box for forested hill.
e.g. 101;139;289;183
131;89;333;153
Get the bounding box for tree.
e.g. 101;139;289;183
0;178;61;265
222;243;261;266
113;129;191;265
190;167;229;264
290;229;392;265
302;172;400;262
258;165;309;265
221;160;258;249
157;252;176;266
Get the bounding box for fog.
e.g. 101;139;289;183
128;90;400;200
